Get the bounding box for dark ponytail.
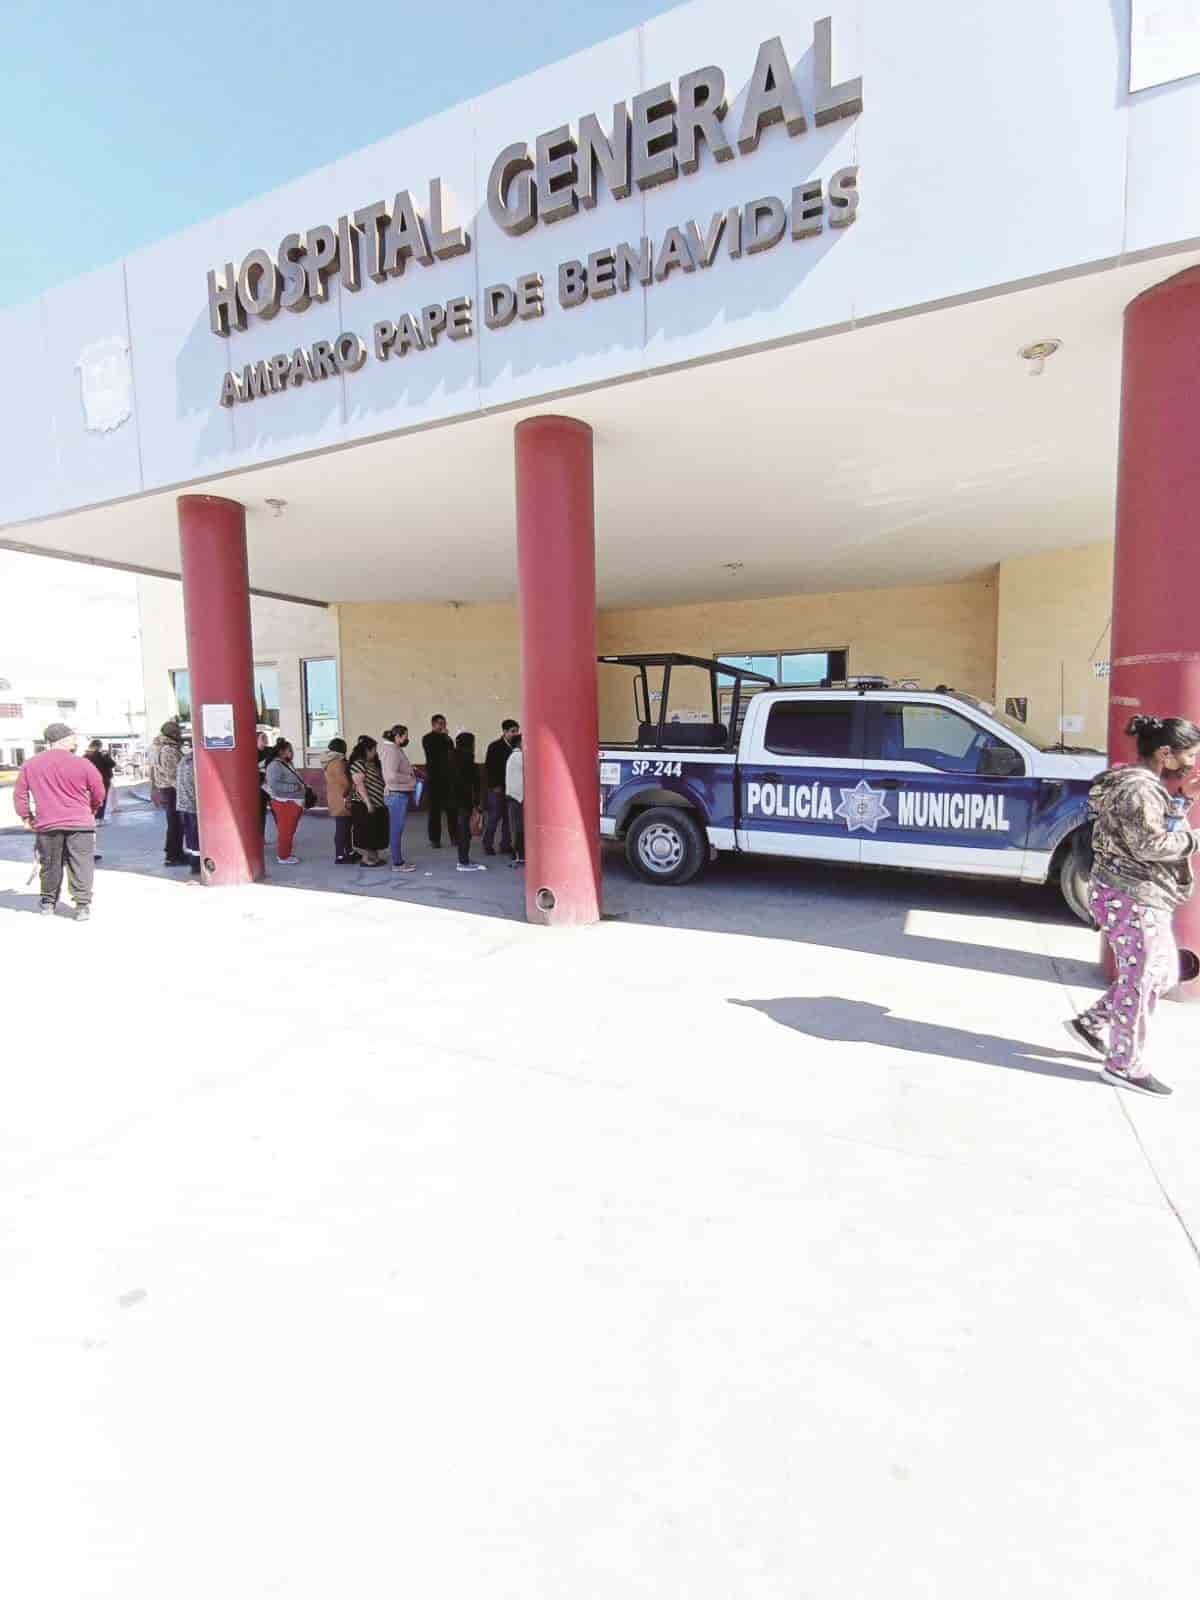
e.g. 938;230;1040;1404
1126;714;1200;757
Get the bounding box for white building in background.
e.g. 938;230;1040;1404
136;577;340;765
0;674;145;769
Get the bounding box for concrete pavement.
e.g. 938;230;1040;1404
2;802;1199;1598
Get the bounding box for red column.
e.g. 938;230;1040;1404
177;494;264;886
1111;267;1200;994
515;416;601;926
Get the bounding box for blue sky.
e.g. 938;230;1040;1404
2;0;681;310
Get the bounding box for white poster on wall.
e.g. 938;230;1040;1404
1131;1;1200;92
201;703;235;750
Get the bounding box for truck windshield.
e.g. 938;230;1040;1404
950;691;1101;752
949;692;1034;742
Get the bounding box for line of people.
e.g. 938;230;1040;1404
254;715;524;874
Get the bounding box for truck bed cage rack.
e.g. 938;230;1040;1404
598;652;776;752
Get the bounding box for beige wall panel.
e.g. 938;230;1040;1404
337;577;999;749
995;543;1113;751
137;576;338;756
598;577;998;738
336;603;522;746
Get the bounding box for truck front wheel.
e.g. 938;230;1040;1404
1059;842;1095;927
625;807;707;886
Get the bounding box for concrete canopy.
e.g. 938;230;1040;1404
5;248;1199;608
6;0;1200;606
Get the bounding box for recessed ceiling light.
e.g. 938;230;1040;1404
1018;339;1062;375
723;561;744;574
265;497;288;517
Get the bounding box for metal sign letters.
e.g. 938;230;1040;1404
212;16;863;409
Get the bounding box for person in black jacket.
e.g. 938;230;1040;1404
84;740;116;820
482;718;520;855
450;731;485;872
421;713;457;848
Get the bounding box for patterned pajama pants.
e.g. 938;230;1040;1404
1077;885;1178;1077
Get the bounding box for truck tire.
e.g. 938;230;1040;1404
1059;842;1095;927
625;807;707;886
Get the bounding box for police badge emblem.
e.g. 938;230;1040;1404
75;336;133;433
835;779;891;834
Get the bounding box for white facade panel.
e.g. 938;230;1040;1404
855;0;1129;321
335;105;481;440
1125;74;1200;254
223;164;349;468
8;0;1200;540
640;0;861;365
0;301;60;525
41;263;142;508
124;214;237;493
473;26;648;409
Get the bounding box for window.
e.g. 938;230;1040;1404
173;665;279;731
302;657;339;752
877;703;1014;774
719;648;848;732
719;653;780;681
0;704;20;719
171;669;191;722
253;664;281;730
765;702;856;758
718;648;848;687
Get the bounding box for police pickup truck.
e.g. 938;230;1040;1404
597;654;1103;922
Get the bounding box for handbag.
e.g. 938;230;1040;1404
281;761;317;810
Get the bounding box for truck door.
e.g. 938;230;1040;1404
737;696;865;862
860;700;1035;878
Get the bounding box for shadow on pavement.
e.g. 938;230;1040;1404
731;996;1104;1084
0;799;1102;992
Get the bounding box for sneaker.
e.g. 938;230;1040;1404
483;847;497;857
510;857;525;868
457;863;488;872
334;856;356;866
1064;1017;1105;1059
39;901;55;916
1101;1066;1173;1097
391;863;416;873
75;906;90;923
360;859;383;869
277;856;301;866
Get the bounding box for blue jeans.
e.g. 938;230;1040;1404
385;791;411;864
482;788;511;853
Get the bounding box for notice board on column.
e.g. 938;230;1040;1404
201;703;235;750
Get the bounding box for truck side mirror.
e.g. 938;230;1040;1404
978;743;1024;778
